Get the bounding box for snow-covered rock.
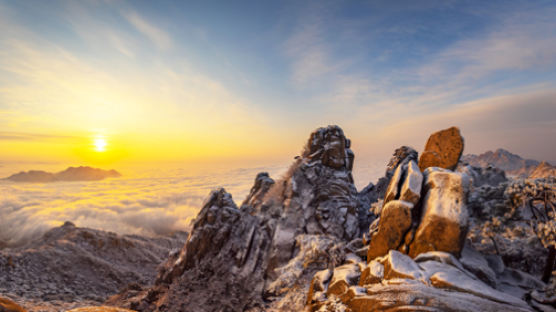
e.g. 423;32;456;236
409;168;469;258
367;200;413;261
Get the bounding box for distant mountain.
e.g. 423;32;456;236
5;166;121;182
461;148;540;177
528;161;556;179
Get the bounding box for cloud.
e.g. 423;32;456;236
0;131;80;141
124;11;172;50
350;88;556;163
0;165;287;247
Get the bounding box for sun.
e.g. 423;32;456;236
93;136;107;152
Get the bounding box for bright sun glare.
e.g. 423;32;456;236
94;137;107;152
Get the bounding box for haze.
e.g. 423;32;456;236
0;0;555;168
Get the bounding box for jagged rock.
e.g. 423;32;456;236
409;168;469;258
306;269;333;305
382;250;424;281
109;125;361;312
374;146;418;199
367;200;413;261
418;126;464;171
308;248;536;312
241;172;275;210
0;223;186;308
0;297;26;312
359;260;383;286
399;160;423;205
326;263;360;298
383;163;404;205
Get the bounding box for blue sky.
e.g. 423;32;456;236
0;0;555;165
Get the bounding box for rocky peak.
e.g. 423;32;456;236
108;125;366;311
461;148;540;177
302;125;354;171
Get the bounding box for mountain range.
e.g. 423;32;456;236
4;166;121;183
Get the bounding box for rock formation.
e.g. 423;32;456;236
107;125;369;311
418;126;464;171
3;125;553;312
307;246;545;311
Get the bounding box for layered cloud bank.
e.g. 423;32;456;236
0;165;281;246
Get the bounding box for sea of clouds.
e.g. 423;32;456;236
0;161;383;247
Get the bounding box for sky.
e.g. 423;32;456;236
1;0;555;168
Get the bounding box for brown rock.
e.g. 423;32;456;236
359;260;384;286
408;168;468;258
326;263;361;298
367;200;413;261
0;297;26;312
382;250;424;280
418;126;464;171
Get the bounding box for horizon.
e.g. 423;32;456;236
1;0;555;168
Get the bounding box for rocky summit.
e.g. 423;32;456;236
2;125;554;312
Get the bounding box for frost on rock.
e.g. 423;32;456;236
307;247;537;312
409;168;469;258
108;125;373;312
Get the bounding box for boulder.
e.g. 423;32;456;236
418;126;464;171
326;263;361;298
399;160;423;205
374;146;418;199
382;250;424;281
0;297;26;312
241;172;274;210
408;168;468;258
383;164;404;205
359;260;384;286
367;200;413;261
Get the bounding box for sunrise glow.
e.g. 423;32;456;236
93;137;107;153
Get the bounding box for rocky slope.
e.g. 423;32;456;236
307;127;554;311
0;222;187;311
462;148;540;177
5;166;121;183
107;125;554;312
529;161;556;179
3;125;554;312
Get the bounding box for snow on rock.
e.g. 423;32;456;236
399;160;423;205
409;167;469;258
308;249;537;311
366;200;413;261
358;260;383;286
108;125;370;312
381;250;425;281
0;222;187;311
326;263;361;298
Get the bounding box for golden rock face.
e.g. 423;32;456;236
418;126;464;171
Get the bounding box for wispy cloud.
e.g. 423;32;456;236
124;11;172;50
0;131;80;141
